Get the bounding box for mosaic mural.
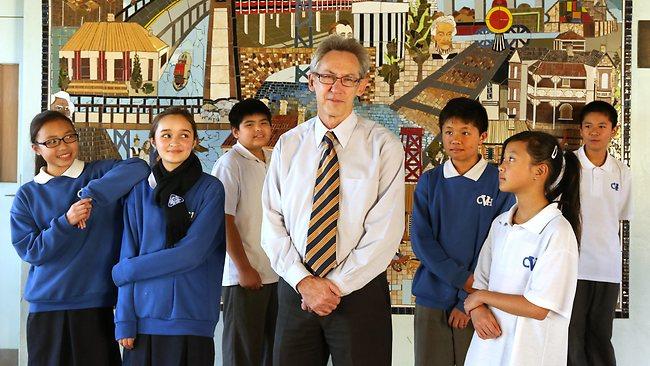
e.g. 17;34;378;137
42;0;632;316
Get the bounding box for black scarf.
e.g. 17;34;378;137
152;153;203;248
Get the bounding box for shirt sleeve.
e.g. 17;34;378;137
454;289;469;312
619;165;633;221
111;181;227;286
10;191;85;266
114;193;139;340
211;156;239;216
458;220;499;312
523;225;578;319
261;140;312;291
78;158;150;207
472;226;494;291
410;172;472;290
326;138;405;296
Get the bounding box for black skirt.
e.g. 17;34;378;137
27;307;121;366
122;334;214;366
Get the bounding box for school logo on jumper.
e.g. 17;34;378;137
168;194;184;207
611;182;620;191
522;256;537;271
476;194;493;207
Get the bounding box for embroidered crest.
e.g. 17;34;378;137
522;256;537;271
168;194;184;207
476;194;493;207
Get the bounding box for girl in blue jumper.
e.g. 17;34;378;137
112;107;226;365
10;110;150;365
463;131;581;366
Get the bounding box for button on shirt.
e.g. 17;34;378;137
261;112;405;296
465;203;579;366
212;142;279;286
574;146;632;283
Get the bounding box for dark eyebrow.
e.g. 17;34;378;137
43;129;76;139
243;119;269;123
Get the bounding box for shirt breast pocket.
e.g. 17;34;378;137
339;178;378;225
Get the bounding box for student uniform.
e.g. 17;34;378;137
112;173;226;366
212;142;279;366
465;203;579;366
411;158;514;366
10;158;150;366
568;146;633;366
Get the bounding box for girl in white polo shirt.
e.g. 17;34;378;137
463;131;581;366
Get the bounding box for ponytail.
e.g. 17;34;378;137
547;151;581;244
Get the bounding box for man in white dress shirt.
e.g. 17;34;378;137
261;35;405;365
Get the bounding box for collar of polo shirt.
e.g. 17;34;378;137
233;141;270;163
443;157;488;181
498;202;562;234
576;146;616;173
34;159;85;184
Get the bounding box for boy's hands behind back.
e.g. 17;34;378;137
448;307;470;329
239;266;263;290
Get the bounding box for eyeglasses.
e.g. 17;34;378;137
36;133;79;148
312;72;361;87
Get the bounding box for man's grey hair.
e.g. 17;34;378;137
432;15;458;36
309;35;370;78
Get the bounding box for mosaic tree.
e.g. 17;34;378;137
58;64;70;91
405;0;433;82
379;39;404;96
130;53;143;93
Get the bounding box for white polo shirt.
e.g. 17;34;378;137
574;146;632;283
211;142;279;286
465;203;579;366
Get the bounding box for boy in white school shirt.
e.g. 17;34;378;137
568;100;632;366
211;98;279;366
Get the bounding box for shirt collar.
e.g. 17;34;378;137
497;202;562;234
148;173;157;188
314;112;357;149
233;141;271;164
442;157;488;181
34;159;85;184
576;146;616;173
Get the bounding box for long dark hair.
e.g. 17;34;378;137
502;131;582;244
30;110;76;173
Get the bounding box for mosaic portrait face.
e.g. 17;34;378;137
50;97;72;118
433;21;455;51
334;24;354;39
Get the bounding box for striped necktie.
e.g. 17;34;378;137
305;131;340;277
